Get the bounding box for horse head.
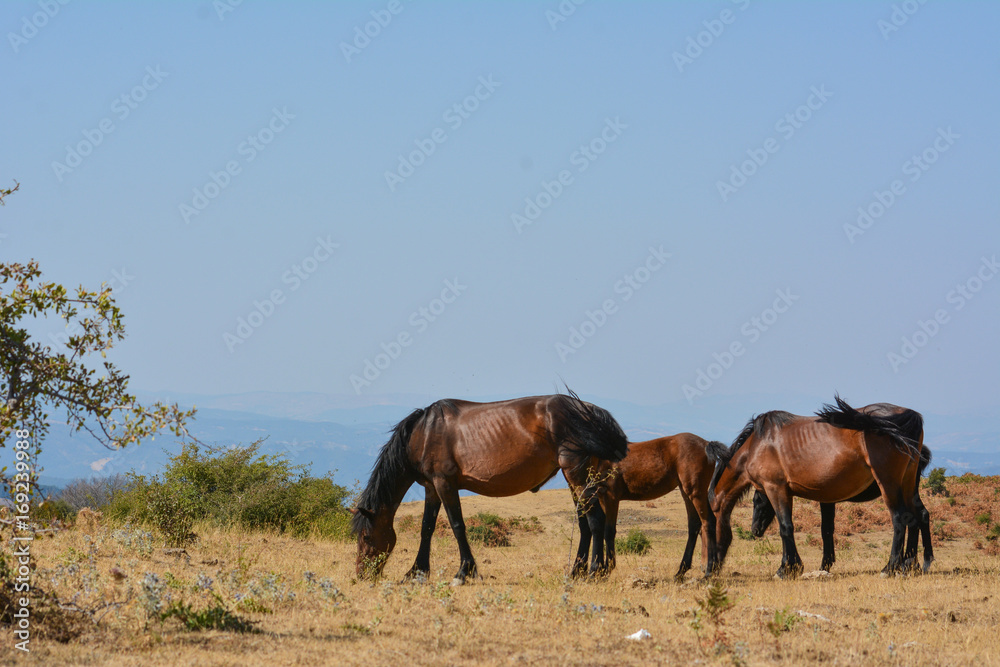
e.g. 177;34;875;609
750;490;775;537
351;506;397;579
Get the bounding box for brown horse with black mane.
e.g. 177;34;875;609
351;390;628;584
571;433;721;579
751;403;933;573
708;396;922;578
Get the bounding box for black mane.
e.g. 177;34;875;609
713;410;796;467
708;410;797;500
816;395;921;458
351;408;426;536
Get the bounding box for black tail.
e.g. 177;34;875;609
918;444;932;477
862;403;925;447
556;388;628;463
351;408;425;536
705;440;729;464
816;395;920;458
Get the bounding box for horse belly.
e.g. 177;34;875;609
785;457;874;503
777;430;875;502
454;448;559;497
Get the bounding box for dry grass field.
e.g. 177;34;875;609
3;475;1000;666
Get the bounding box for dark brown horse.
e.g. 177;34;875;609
708;396;922;578
751;403;933;573
351;391;628;584
571;433;721;579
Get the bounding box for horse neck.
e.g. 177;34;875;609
716;448;753;513
377;475;414;522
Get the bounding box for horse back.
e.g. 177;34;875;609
749;418;877;503
615;433;713;502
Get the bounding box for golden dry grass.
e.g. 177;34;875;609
3;479;1000;666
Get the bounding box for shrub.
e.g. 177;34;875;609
466;512;512;547
766;607;801;637
34;498;75;523
615;529;651;556
926;468;948;496
148;481;197;547
158;594;255;632
105;441;352;542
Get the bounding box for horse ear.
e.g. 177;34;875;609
351;507;375;520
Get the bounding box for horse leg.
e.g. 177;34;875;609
769;489;803;579
820;503;836;572
562;462;609;576
432;479;478;585
713;505;733;574
681;487;718;577
877;467;918;575
903;504;919;569
603;498;619;573
691;491;718;577
583;496;608;575
572;501;592;578
881;492;910;576
403;487;441;581
916;492;933;572
675;493;702;580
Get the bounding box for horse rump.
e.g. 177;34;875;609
554;387;629;463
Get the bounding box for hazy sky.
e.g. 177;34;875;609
3;1;998;415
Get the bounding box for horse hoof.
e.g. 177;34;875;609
450;577;465;587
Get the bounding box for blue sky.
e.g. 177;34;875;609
3;1;998;417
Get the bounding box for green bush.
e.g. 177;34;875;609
158;594;255;632
926;468;948;496
34;499;76;524
105;441;352;542
615;529;651;556
466;512;512;547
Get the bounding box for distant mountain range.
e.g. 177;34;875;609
31;391;999;501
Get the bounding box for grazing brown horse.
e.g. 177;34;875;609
351;391;628;584
571;433;721;579
751;403;933;573
708;396;921;578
